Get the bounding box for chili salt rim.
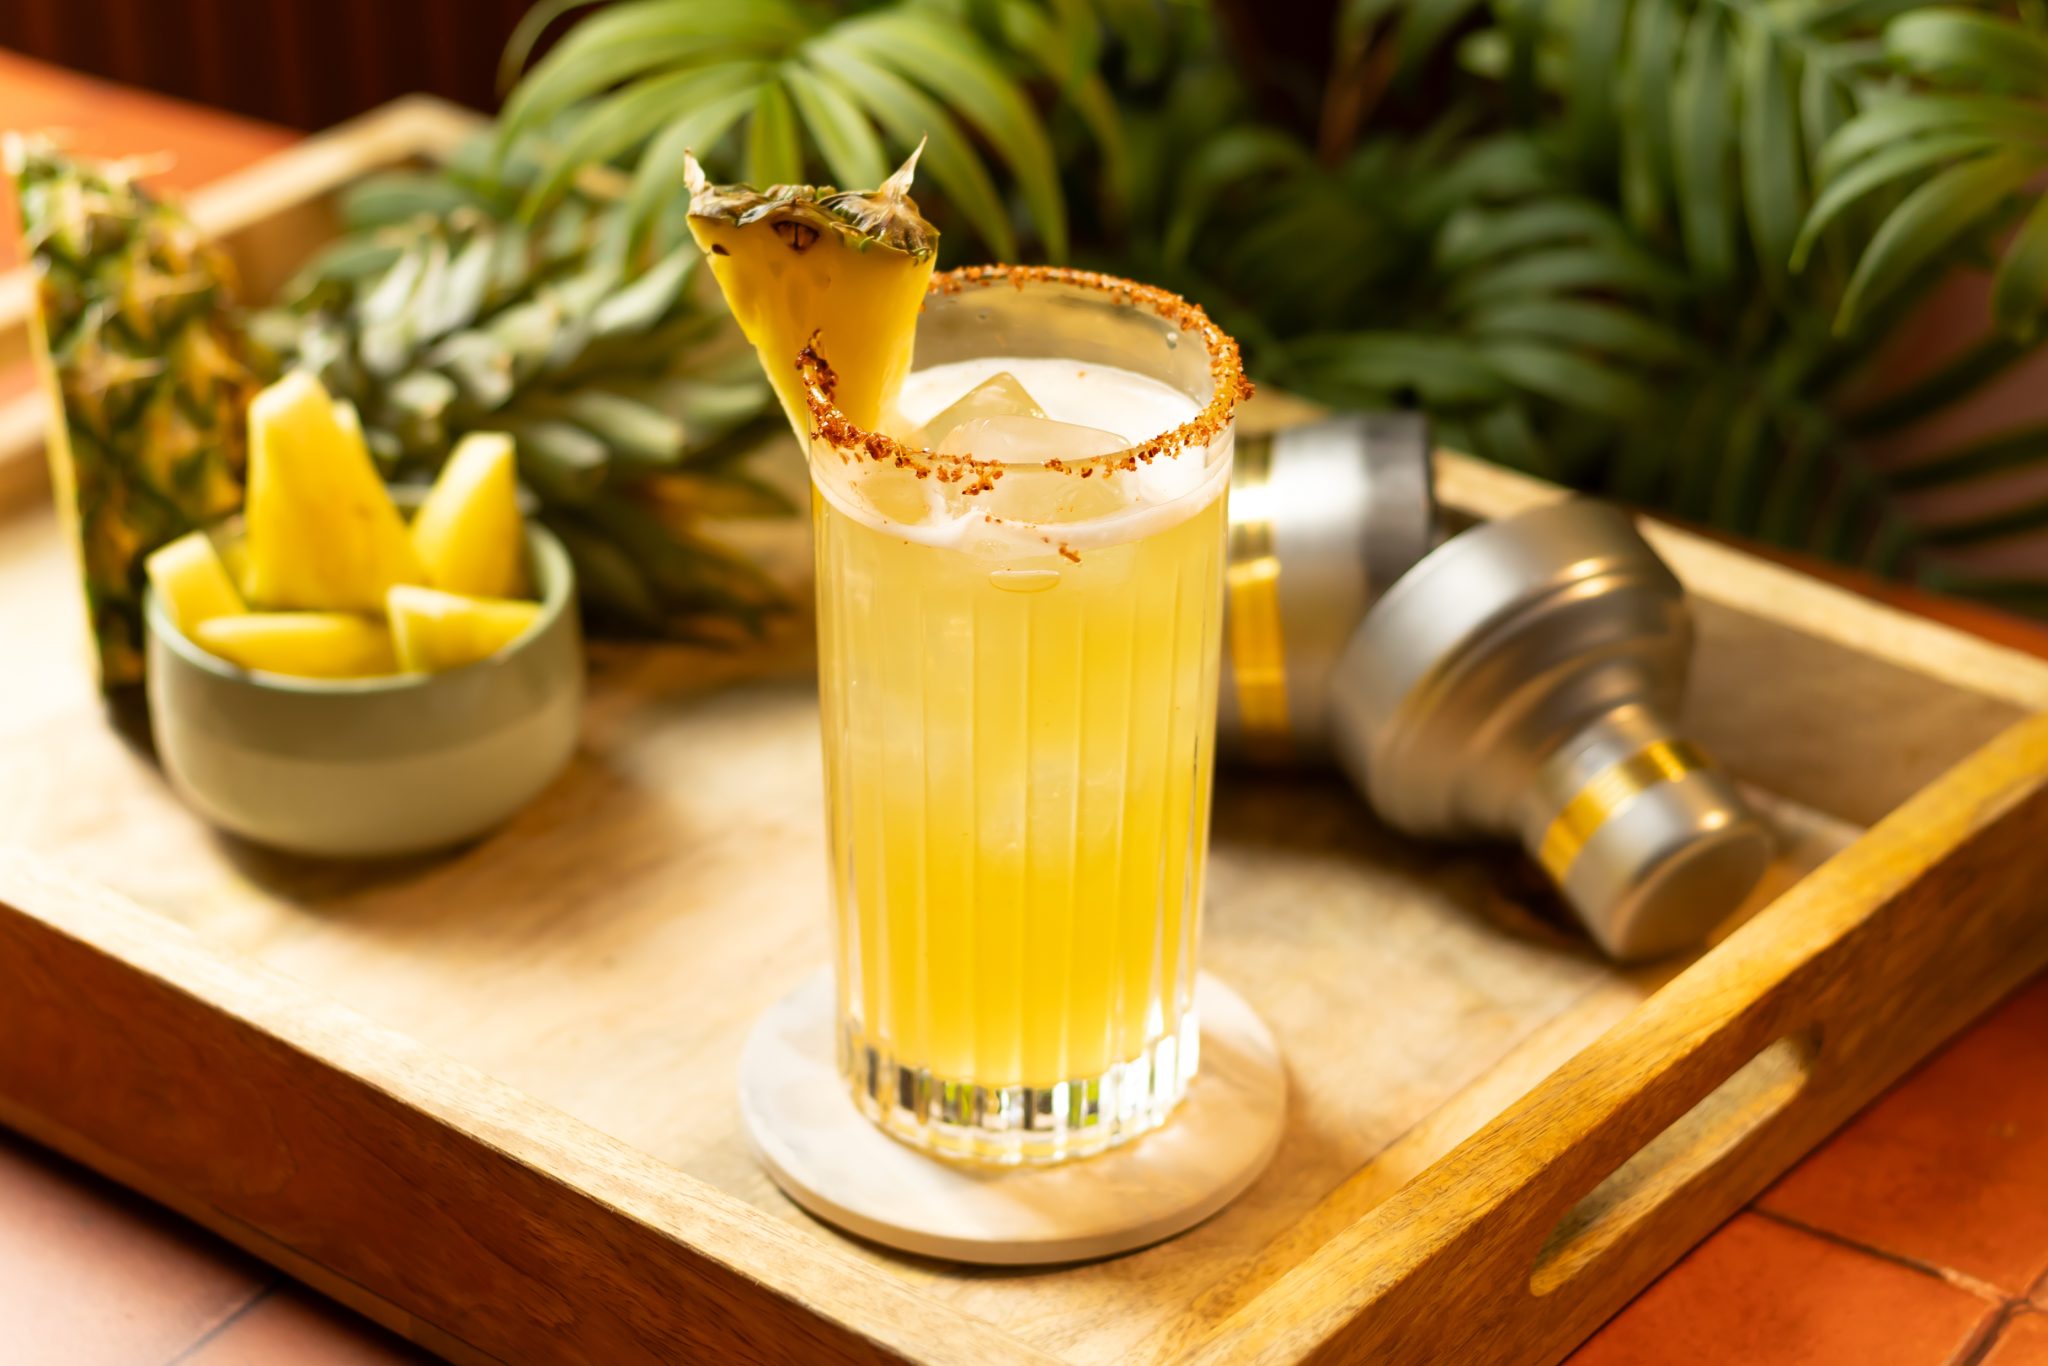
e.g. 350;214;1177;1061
795;264;1253;494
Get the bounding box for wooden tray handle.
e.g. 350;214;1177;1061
1527;1024;1817;1296
1195;711;2048;1365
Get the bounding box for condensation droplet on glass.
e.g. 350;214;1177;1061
1164;330;1180;350
988;568;1061;594
976;309;992;322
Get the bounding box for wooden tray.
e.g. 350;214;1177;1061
5;98;2048;1366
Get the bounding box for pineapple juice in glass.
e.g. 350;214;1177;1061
799;266;1250;1162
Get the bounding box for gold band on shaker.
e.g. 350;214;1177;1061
1538;739;1708;881
1226;435;1291;748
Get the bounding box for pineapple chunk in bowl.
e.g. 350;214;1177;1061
142;495;582;860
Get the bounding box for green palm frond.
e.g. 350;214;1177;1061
494;0;1122;262
1187;0;2048;605
1152;130;1693;481
471;0;2048;616
1807;10;2048;337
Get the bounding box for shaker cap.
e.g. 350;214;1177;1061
1329;499;1771;961
1530;707;1773;959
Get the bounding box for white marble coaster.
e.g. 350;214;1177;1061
738;969;1286;1265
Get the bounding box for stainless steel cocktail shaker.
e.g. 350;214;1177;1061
1326;499;1772;961
1217;415;1770;961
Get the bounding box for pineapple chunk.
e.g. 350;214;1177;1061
145;530;245;634
686;149;936;436
217;535;251;599
387;585;543;673
410;432;530;599
243;371;424;611
194;613;397;679
333;398;365;445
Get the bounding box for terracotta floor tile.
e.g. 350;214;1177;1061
0;1131;270;1366
1759;977;2048;1295
177;1283;432;1366
1982;1310;2048;1366
1570;1213;1991;1366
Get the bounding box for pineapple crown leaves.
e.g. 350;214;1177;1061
256;145;791;639
9;137;250;446
7;134;237;323
262;198;726;480
681;139;938;258
491;0;1105;262
4;133;147;262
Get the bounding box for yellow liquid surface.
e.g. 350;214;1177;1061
815;363;1229;1091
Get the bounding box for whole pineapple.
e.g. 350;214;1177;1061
7;135;249;688
248;147;790;640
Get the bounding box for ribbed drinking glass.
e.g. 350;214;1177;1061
799;266;1249;1163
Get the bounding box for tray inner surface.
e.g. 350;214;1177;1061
0;495;2029;1362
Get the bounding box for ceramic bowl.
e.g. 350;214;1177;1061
144;520;582;859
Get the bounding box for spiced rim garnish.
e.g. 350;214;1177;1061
795;264;1253;494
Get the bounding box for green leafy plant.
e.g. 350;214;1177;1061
495;0;2048;610
492;0;1102;260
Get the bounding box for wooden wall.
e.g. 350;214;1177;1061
0;0;535;130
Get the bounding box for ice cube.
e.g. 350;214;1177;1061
1129;441;1211;506
919;372;1046;448
853;464;942;526
939;415;1132;525
934;413;1126;463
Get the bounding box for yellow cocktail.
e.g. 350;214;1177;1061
802;267;1249;1162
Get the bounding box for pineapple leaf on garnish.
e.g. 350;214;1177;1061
6;134;249;689
247;138;792;641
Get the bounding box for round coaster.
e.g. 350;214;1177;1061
739;969;1286;1265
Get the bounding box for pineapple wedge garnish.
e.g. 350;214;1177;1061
387;585;543;673
145;530;245;634
685;147;937;435
244;371;425;611
194;612;397;679
410;431;530;600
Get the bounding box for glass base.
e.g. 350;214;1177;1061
839;1012;1201;1165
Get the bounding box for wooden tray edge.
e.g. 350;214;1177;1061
0;851;1046;1366
1194;709;2048;1364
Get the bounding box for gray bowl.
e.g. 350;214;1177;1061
144;520;583;859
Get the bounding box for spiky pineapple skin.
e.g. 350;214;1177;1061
7;136;248;688
684;150;938;437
